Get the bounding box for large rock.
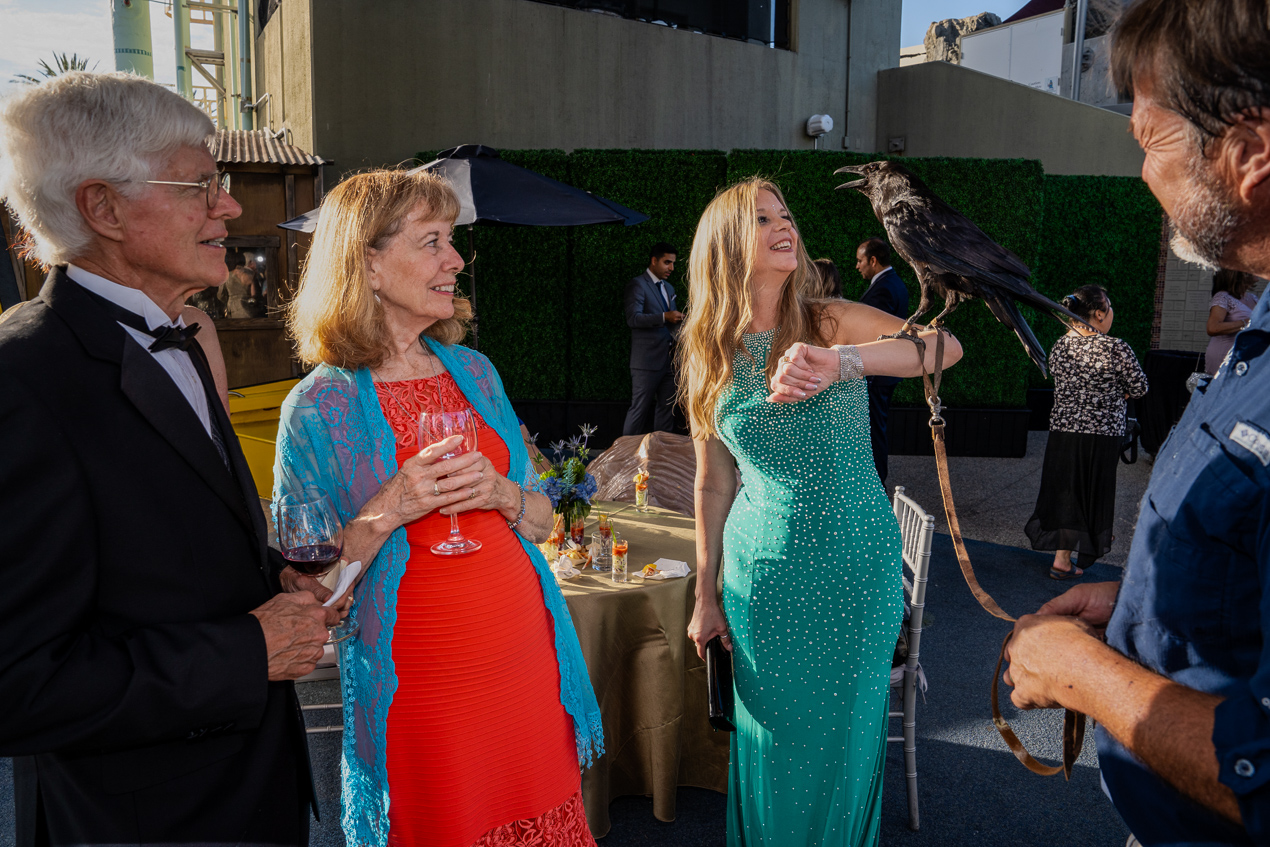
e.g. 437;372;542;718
924;12;1002;64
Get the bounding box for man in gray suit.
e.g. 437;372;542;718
623;242;682;435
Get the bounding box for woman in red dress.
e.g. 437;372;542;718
274;169;604;846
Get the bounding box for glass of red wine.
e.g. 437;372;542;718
278;487;358;644
419;408;483;556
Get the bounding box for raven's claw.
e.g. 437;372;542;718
878;323;927;361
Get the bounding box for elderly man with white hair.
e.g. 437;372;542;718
0;72;339;845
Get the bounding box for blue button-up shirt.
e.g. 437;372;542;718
1098;294;1270;846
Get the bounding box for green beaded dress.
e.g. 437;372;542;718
716;328;903;846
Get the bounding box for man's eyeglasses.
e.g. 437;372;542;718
143;171;231;209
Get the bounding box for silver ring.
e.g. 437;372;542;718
721;633;731;640
433;482;441;496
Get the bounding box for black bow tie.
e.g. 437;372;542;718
79;285;201;353
143;322;201;353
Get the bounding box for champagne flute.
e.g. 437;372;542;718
419;408;483;556
278;487;359;644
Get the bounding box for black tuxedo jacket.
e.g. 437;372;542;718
0;269;312;846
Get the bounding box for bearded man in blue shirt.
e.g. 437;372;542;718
1002;1;1270;844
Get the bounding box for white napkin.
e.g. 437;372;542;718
322;560;363;607
552;556;581;580
638;558;690;579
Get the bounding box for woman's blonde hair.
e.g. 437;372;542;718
288;168;470;369
676;177;831;438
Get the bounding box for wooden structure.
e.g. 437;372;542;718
209;130;325;387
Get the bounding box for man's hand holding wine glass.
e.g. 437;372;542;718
249;592;342;681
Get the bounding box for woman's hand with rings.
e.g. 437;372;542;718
767;342;840;404
439;452;516;518
369;434;481;529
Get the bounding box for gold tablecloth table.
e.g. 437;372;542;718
557;502;730;837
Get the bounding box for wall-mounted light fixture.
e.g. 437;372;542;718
805;114;834;150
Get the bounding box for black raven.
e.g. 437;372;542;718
836;160;1087;377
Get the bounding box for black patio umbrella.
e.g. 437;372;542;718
278;144;648;347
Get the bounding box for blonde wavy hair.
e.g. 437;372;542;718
287;168;470;369
676;177;831;438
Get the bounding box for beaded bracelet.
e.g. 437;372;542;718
506;483;527;531
831;344;865;382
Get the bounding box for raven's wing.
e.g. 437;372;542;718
881;195;1029;282
881;197;1086;329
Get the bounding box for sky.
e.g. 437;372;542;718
2;1;1022;96
0;0;213;96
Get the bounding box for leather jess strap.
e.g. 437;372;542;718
916;330;1087;779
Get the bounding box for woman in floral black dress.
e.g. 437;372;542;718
1024;285;1148;579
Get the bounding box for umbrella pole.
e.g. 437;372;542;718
468;224;478;350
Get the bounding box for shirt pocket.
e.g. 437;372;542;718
1145;423;1259;643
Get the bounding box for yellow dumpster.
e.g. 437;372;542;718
228;378;299;498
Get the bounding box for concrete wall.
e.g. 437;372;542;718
255;0;900;173
254;0;315;155
875;61;1144;177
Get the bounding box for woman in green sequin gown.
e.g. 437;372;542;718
681;179;962;846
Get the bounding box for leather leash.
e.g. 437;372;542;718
912;329;1086;779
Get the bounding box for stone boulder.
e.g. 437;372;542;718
924;12;1002;64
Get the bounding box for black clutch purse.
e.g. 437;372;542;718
705;636;735;732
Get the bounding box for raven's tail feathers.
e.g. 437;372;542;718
1017;287;1095;334
980;290;1049;378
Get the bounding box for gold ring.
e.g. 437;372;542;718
779;356;791;364
468;489;476;499
433;482;441;496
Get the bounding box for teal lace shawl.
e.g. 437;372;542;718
271;338;604;846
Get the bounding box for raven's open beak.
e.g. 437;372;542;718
834;164;866;191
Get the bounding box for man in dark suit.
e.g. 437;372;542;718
855;237;910;485
0;72;338;846
623;242;682;435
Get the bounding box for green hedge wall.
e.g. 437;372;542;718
413;149;1161;410
1031;175;1163;387
566;150;729;402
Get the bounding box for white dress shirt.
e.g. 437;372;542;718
67;264;214;438
869;267;890;287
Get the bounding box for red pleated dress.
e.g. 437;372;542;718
375;374;594;847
